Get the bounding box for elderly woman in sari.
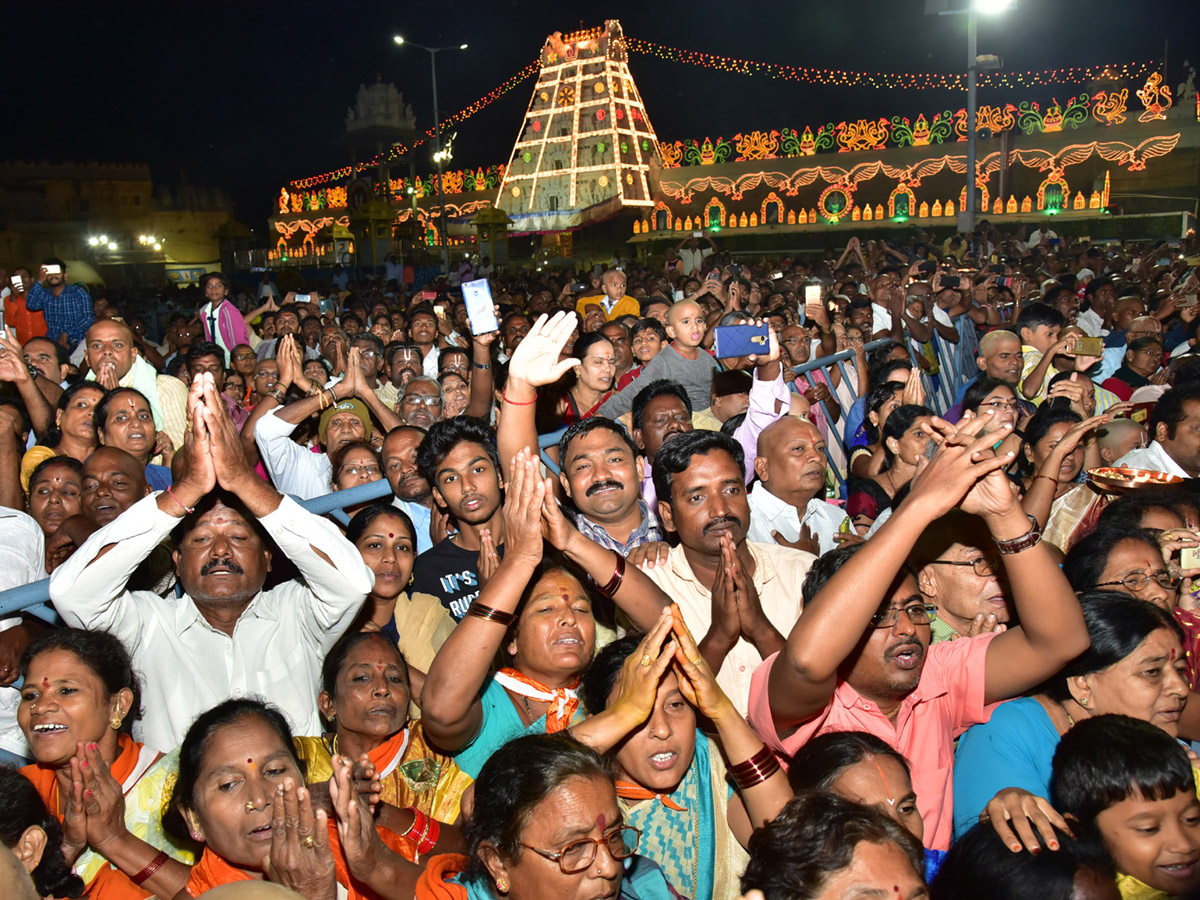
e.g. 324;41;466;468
573;608;791;900
415;733;677;900
294;630;474;829
17;629;193;899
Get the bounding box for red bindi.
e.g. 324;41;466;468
596;813;607;830
42;677;50;690
562;592;569;601
388;533;394;538
247;758;253;764
1171;647;1178;661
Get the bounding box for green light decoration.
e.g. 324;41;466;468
523;152;532;163
597;142;606;153
620;142;629;153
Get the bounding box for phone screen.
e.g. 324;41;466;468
462;278;500;334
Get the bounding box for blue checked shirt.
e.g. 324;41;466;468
26;282;94;346
573;500;664;555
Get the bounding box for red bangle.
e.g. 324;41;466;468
165;486;195;515
729;745;780;791
590;552;625;598
401;808;440;855
131;851;169;886
501;390;537;406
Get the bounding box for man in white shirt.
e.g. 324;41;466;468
49;374;373;751
747;417;848;557
0;507;47;765
675;234;717;277
643;429;813;714
1116;383;1200;479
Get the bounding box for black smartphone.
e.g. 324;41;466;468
941;275;964;290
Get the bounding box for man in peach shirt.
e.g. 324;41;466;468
747;413;1088;851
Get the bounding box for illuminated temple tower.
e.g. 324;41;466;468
496;20;659;231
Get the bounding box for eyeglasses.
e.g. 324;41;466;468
1093;571;1182;593
926;557;998;578
338;464;382;478
233;352;257;360
870;603;938;629
979;400;1018;412
519;825;640;875
356;349;379;359
401;394;443;407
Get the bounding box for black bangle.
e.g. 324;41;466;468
472;361;492;370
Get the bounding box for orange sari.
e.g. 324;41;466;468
186;820;419;899
21;734;164;900
414;854;473;900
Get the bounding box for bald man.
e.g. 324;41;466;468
1097;417;1148;465
1098;315;1163;382
84;319;189;449
81;447;151;527
746;416;848;556
943;330;1032;423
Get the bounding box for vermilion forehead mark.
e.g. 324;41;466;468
596;813;606;830
42;677;50;690
388;533;394;538
1171;647;1178;661
562;593;570;601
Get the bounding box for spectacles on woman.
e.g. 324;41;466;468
926;557;998;578
1093;571;1181;593
519;825;640;875
979;399;1018;412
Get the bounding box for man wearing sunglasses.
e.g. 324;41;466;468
746;414;1088;852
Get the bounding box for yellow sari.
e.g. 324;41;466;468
295;720;473;823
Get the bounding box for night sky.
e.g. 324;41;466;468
5;0;1198;226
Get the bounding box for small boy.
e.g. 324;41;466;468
599;299;718;416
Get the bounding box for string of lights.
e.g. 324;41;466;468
625;38;1155;91
283;35;1158;192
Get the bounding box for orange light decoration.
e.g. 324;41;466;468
760;191;784;224
1021;196;1033;213
704;196;727;227
918;201;930;217
1092;89;1129;125
1006;196;1018;213
1137;73;1173;121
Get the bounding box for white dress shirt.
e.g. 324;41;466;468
746;486;849;558
0;509;44;759
255;408;334;500
49;493;373;751
642;541;812;714
1116;441;1191;479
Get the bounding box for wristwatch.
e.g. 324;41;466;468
992;513;1042;555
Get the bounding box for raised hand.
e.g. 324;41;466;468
627;541;670;570
606;610;676;727
196;373;250;490
502;447;546;563
276;334;297;389
262;779;336;900
907;412;1015;520
0;332;29;384
902;366;925;406
507;312;580;388
175;376;217;503
95;362;120;390
670;604;737;723
329;756;387;881
477;527;501;589
773;523;819;555
76;742;128;854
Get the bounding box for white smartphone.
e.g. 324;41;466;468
804;284;823;305
462;278;500;334
10;276;21;291
692;231;702;238
44;265;62;275
295;293;312;303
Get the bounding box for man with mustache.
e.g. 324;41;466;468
49;373;372;751
645;429;815;714
747;413;1088;852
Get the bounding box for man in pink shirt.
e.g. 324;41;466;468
747;412;1088;851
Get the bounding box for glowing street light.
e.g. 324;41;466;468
394;33;469;274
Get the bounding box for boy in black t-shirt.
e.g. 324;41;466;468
410;417;506;619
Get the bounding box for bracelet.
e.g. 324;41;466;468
465;603;516;628
165;486;195;516
325;387;338;408
728;745;780;791
306;384;323;397
992;513;1043;555
590;552;625;598
472;361;492;370
131;850;170;886
1033;474;1059;486
400;808;441;856
265;387;286;404
501;389;536;406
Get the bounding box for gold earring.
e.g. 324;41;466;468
110;715;123;730
496;878;509;893
1079;697;1089;707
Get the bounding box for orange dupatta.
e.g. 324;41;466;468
414;853;472;900
186;818;420;899
492;668;580;732
366;727;410;779
21;733;161;900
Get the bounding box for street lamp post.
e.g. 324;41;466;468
394;35;468;277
